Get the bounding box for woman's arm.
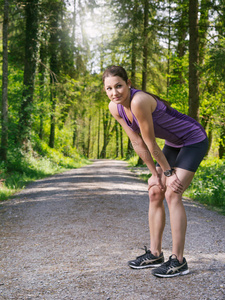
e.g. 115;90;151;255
109;101;155;173
131;93;183;193
109;101;164;190
130;93;171;172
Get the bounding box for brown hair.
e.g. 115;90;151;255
102;65;128;84
102;65;171;108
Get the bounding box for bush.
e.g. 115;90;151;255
185;158;225;208
0;136;90;201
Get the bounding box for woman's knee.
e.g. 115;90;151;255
165;188;181;206
148;186;165;204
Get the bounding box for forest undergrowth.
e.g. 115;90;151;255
0;136;90;201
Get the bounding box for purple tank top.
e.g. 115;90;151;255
117;88;207;148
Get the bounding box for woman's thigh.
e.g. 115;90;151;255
174;168;195;191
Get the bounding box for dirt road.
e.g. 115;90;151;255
0;160;224;299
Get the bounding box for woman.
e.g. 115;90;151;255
102;65;208;278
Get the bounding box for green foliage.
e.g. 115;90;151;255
185;158;225;210
205;37;225;81
0;135;90;201
166;83;189;114
32;134;88;167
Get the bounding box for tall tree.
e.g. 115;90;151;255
0;0;9;161
214;2;225;158
142;0;149;91
189;0;200;121
18;0;40;148
173;0;189;85
100;109;114;158
131;0;138;87
38;39;48;140
199;0;211;65
48;2;61;148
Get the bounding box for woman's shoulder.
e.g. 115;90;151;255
109;101;120;118
131;90;157;112
108;100;117;112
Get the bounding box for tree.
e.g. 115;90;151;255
100;108;114;158
206;38;225;158
0;0;9;161
171;0;189;85
199;0;211;65
142;0;149;91
48;2;61;148
189;0;199;121
18;0;40;148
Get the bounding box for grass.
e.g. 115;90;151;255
185;158;225;214
0;139;90;201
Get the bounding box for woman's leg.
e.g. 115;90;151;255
148;167;166;256
165;168;195;263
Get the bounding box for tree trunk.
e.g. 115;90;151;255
120;125;123;158
219;126;225;159
38;43;47;140
128;0;138;158
131;0;138;87
116;122;119;157
167;0;171;96
72;0;77;77
49;91;56;149
189;0;199;121
176;0;189;85
100;110;111;158
87;115;91;157
199;0;210;66
140;0;148;164
97;108;100;159
49;7;60;148
18;0;39;148
142;0;149;92
100;113;116;158
72;110;77;148
1;0;9;161
127;139;133;158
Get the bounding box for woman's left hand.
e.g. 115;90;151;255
166;173;183;194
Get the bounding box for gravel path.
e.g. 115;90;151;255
0;159;224;300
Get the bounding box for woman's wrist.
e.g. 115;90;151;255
164;168;175;177
151;171;160;177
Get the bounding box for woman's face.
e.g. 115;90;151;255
104;75;131;106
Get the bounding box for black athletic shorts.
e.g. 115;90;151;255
156;137;209;172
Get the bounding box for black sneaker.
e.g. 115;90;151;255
128;246;164;269
152;254;189;277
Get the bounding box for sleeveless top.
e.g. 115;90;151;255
117;88;207;148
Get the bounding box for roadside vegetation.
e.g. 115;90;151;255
0;135;90;201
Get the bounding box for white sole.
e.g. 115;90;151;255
153;269;190;278
129;263;163;269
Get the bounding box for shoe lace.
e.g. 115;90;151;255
141;245;148;253
166;254;179;267
160;255;176;268
135;246;151;262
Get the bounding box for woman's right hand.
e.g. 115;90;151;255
148;174;165;191
166;173;183;194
